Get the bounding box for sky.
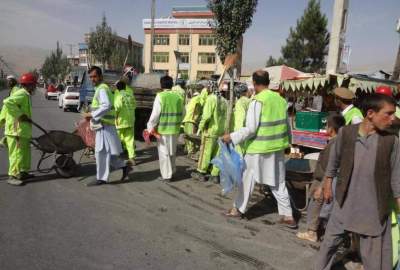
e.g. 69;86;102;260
0;0;399;73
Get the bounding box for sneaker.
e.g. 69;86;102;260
7;177;24;186
86;180;106;187
157;176;171;183
191;171;207;182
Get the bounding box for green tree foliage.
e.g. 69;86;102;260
266;56;284;67
88;15;116;69
208;0;258;62
41;42;70;82
268;0;329;73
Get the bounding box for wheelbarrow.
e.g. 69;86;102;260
30;121;87;178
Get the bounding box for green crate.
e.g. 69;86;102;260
295;111;328;132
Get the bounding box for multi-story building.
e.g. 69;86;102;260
143;6;240;81
78;33;143;71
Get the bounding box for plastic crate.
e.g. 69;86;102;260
295;111;328;132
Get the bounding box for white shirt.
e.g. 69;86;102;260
342;104;363;125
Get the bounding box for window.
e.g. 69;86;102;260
197;71;214;79
198;53;216;64
153;34;170;45
178;70;189;80
179;34;190;45
153;69;169;75
153;52;169;63
179;52;189;64
199;34;216;46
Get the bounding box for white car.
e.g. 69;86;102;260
58;86;80;111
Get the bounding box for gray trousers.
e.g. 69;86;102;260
314;210;392;270
95;149;125;181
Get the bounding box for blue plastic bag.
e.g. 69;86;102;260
211;140;244;195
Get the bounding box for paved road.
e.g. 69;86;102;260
0;88;319;270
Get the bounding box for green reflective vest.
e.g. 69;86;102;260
198;93;228;137
182;95;202;124
91;83;116;126
157;90;184;135
171;85;185;100
114;86;136;129
3;88;32;139
343;106;363;125
246;89;289;154
232;96;250;132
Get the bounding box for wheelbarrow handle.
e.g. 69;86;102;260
30;120;59;153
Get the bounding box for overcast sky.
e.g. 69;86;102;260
0;0;399;73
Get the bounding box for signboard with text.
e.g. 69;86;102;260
143;18;215;29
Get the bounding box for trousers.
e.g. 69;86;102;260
7;136;31;176
117;127;136;159
95;148;125;181
197;135;220;176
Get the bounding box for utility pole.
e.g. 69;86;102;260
391;18;400;81
326;0;349;74
65;44;76;57
149;0;156;73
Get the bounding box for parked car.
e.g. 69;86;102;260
58;86;80;111
45;84;59;100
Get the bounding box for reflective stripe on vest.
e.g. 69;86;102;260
246;89;289;154
91;83;116;126
157;90;183;135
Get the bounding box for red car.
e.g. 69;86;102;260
45;84;59;100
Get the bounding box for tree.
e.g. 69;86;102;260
266;56;284;67
272;0;329;73
41;41;70;82
208;0;258;63
88;14;116;69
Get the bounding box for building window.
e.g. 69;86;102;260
198;53;216;64
179;34;190;45
197;71;214;79
153;34;170;45
199;34;216;46
178;70;189;80
153;69;169;75
179;52;189;64
153;52;169;63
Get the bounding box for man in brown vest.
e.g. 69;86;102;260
314;93;400;270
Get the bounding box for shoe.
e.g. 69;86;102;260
191;171;207;182
16;172;35;180
222;208;243;219
157;176;171;183
278;217;298;229
7;177;24;186
209;176;219;184
296;230;318;242
121;166;132;181
86;180;106;187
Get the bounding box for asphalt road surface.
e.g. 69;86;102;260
0;88;327;270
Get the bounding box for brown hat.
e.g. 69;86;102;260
334;87;355;100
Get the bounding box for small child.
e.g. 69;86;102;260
296;113;345;242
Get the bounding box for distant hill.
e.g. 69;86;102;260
0;45;50;75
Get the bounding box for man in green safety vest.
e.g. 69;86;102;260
147;75;184;182
182;89;203;159
83;66;131;186
334;87;363;125
114;79;137;166
231;83;251;155
191;82;228;183
222;70;296;229
171;78;186;101
2;73;36;186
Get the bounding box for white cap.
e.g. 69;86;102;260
6;75;16;80
269;80;280;90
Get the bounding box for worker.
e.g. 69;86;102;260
231;83;251;155
147;75;184;182
191;83;228;183
171;78;186;100
333;87;363;125
83;66;131;186
182;90;203;159
3;73;36;186
114;79;137;166
222;70;296;229
0;75;20;127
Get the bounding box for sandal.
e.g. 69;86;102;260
296;231;318;242
222;208;242;218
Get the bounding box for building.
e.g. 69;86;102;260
143;6;239;81
67;55;80;67
78;33;143;71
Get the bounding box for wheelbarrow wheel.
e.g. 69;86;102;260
55;155;77;178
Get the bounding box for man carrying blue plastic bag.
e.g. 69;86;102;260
211;140;244;195
221;70;296;229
